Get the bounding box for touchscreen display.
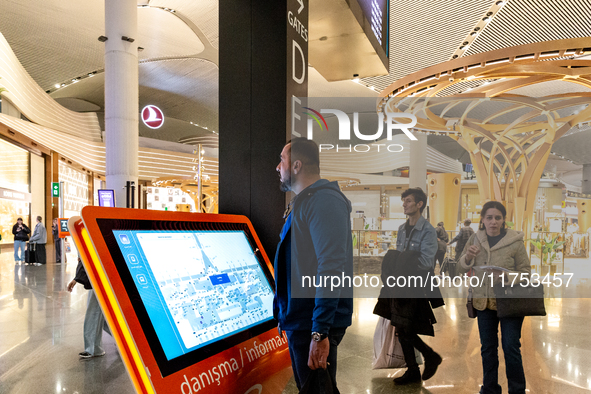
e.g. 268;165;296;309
112;230;274;361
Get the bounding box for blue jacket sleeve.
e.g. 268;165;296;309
418;226;438;271
306;193;351;334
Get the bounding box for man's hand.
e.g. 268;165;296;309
67;279;77;292
308;338;330;370
465;245;480;261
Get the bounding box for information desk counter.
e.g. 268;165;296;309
69;207;292;394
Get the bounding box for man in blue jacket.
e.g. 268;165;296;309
274;137;353;393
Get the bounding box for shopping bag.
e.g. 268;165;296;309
372;317;422;369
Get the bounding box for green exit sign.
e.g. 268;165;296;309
52;182;60;197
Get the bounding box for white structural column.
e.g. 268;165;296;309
409;133;428;190
583;164;591;195
105;0;138;207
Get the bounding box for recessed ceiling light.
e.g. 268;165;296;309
61;83;66;87
72;79;78;83
54;84;60;88
483;16;490;21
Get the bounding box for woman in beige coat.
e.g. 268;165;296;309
457;201;530;394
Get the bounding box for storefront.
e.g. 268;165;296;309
0;137;43;245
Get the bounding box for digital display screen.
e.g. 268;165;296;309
112;230;275;362
356;0;388;55
98;190;115;207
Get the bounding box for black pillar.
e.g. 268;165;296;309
220;1;308;256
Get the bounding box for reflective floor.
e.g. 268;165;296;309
1;247;591;394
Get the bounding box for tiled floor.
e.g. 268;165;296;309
1;246;591;393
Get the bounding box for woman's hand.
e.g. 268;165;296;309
465;245;480;261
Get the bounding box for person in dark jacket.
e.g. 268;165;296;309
274;138;353;393
67;257;111;358
12;217;30;264
449;219;475;258
52;219;61;263
435;222;449;268
374;188;442;385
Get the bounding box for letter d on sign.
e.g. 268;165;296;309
292;40;305;84
181;375;193;394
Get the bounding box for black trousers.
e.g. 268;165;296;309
55;239;61;262
397;327;434;369
35;243;47;264
434;250;446;266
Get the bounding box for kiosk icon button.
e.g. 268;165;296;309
136;274;147;285
128;254;138;264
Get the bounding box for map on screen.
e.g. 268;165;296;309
113;230;274;361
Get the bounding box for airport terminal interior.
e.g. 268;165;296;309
2;0;591;393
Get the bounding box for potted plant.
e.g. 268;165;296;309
529;235;565;275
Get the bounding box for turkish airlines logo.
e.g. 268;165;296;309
142;105;164;129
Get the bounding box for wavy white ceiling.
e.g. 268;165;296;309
465;0;591;56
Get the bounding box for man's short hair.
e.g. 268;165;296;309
17;217;23;221
401;187;428;213
464;219;472;226
288;137;320;175
36;216;42;222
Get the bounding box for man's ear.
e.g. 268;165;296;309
292;159;302;175
417;200;424;210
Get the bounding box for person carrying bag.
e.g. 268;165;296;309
457;201;536;394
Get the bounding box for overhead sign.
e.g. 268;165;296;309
52;182;60;197
141;105;164;129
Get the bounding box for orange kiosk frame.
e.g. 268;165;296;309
69;207;292;394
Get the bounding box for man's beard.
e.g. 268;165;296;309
279;174;291;192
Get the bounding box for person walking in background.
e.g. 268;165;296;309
67;256;111;358
12;218;30;264
449;219;475;259
374;187;442;385
29;216;47;265
434;222;449;268
52;218;61;264
457;201;530;394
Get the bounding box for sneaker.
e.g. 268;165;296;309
394;367;421;385
33;263;42;266
79;351;105;359
422;352;443;380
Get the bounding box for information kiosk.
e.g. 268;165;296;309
69;207;292;394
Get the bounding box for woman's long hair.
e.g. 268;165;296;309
478;201;507;231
